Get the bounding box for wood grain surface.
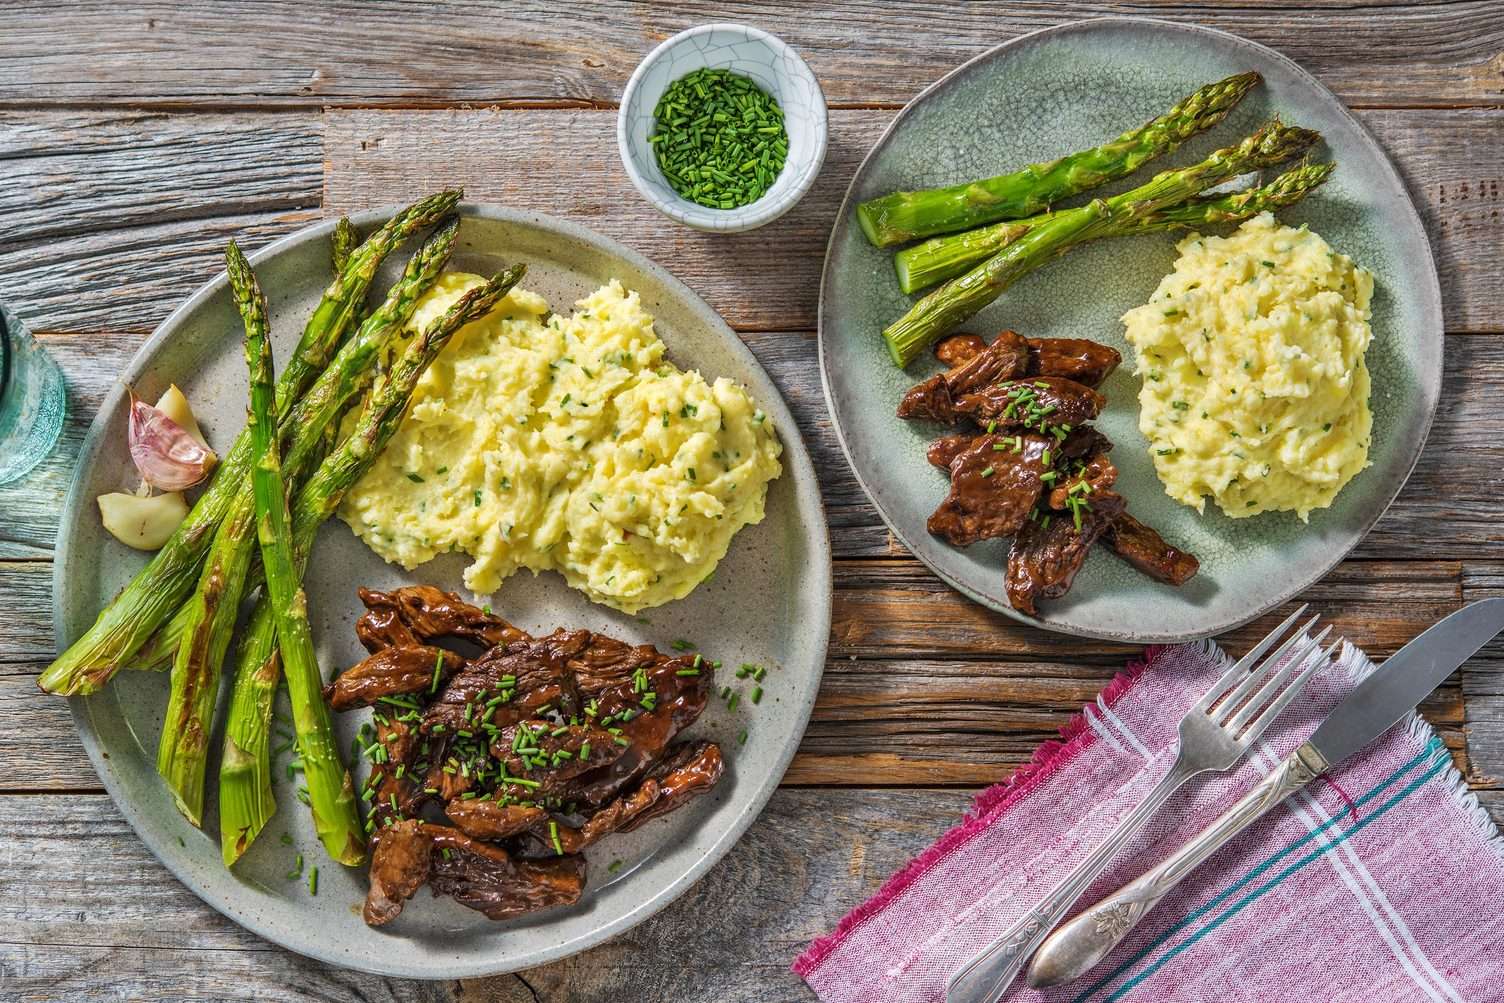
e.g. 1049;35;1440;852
0;5;1501;1000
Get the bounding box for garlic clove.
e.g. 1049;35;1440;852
154;384;209;448
98;490;189;550
128;390;218;491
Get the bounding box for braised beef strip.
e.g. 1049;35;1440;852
1025;337;1121;388
897;329;1029;423
617;740;725;833
426;824;586;921
927;432;1054;545
955;376;1106;431
1046;453;1118;511
1005;491;1127;615
927;433;977;471
1104;512;1201;586
444;798;550;842
934;332;987;368
325;644;466;711
356;585;526;654
363;818;433;926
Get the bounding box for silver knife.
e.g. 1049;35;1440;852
1027;597;1504;989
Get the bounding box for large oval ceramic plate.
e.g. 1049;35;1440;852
820;17;1441;642
54;205;830;977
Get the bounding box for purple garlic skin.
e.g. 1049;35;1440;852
127;390;218;491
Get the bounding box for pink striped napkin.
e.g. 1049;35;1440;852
795;640;1504;1002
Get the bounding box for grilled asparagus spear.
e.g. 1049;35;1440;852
39;191;462;698
894;160;1336;294
881;120;1320;367
855;72;1259;248
233;241;366;866
220;263;526;865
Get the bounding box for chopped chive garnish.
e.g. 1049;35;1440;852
651;67;788;210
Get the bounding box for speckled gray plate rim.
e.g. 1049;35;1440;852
818;16;1442;644
54;204;831;978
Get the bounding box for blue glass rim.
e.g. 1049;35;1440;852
0;304;12;404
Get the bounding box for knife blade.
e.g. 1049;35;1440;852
1308;596;1504;765
1028;597;1504;989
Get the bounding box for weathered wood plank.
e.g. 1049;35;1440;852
0;209;323;336
0;110;322;334
0;2;1498;110
0;788;957;1001
0;111;322;243
2;107;1498;336
0;564;54;664
0;947;475;1003
322;107;1504;335
829;558;1459;662
1459;567;1504;819
789;658;1468;787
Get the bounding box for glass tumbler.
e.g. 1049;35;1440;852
0;301;66;485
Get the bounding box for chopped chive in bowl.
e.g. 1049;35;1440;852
650;68;789;210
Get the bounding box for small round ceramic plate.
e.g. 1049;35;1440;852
54;205;830;977
819;17;1441;642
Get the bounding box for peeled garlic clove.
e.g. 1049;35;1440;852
153;384;209;448
128;390;218;490
98;490;189;550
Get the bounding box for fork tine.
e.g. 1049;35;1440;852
1232;637;1343;744
1196;604;1309;711
1212;614;1321;723
1224;626;1334;736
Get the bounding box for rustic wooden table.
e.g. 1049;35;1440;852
2;4;1501;1000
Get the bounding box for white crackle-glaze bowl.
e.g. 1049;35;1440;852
617;24;827;232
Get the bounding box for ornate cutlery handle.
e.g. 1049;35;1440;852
1026;741;1329;989
945;757;1200;1003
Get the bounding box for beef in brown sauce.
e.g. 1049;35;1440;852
955;376;1106;431
363;819;433;926
490;720;624;794
1005;491;1126;615
567;656;711;808
1046;453;1118;511
927;433;977;471
898;329;1030;424
513;777;665;858
927;433;1054;545
444;798;550;842
1104;512;1201;586
908;329;1197;614
326;644;466;711
356;585;526;654
1026;338;1122;388
330;590;725;928
424;823;586;922
617;740;725;833
934;332;987;368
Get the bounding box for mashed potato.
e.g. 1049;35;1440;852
1121;212;1373;520
339;274;783;612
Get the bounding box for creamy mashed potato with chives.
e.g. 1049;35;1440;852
339;274;783;613
1121;213;1374;520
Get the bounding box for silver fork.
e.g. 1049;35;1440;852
945;607;1339;1003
